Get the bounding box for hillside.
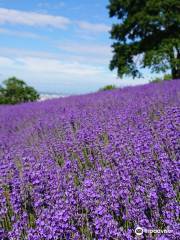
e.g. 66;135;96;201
0;80;179;239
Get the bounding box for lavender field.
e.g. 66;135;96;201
0;80;179;240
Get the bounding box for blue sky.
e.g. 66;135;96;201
0;0;160;94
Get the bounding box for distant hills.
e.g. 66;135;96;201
39;92;68;101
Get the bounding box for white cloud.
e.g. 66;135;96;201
77;21;110;33
57;42;112;65
0;47;59;59
0;41;112;66
0;50;152;94
0;51;104;78
0;52;118;94
0;7;71;29
58;42;111;56
0;56;14;65
0;28;45;39
16;57;103;76
37;1;65;9
0;7;110;34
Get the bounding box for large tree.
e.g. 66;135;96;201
108;0;180;79
0;77;39;104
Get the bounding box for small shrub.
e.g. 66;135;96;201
99;85;117;91
150;74;172;83
149;77;162;83
163;74;172;81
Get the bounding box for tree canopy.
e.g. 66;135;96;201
0;77;39;104
108;0;180;79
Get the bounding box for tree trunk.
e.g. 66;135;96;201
171;50;180;79
172;67;180;79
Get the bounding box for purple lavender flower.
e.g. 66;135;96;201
0;80;179;239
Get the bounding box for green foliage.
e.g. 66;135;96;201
0;77;39;105
150;73;172;83
108;0;180;79
99;85;117;91
150;77;162;83
163;74;172;81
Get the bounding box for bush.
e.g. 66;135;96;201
0;77;39;104
150;74;172;83
163;74;172;81
99;85;117;91
149;77;162;83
